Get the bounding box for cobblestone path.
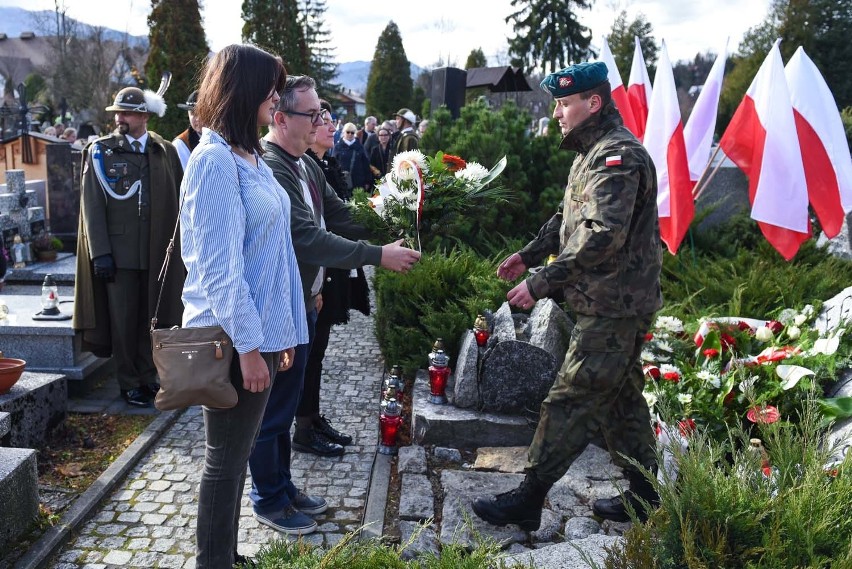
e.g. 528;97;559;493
52;309;384;568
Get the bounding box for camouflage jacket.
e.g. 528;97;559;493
519;102;663;318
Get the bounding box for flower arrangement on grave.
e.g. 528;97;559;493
641;307;852;444
350;150;509;251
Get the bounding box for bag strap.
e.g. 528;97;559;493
150;148;244;332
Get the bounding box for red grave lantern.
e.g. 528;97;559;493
378;398;403;455
473;314;490;348
427;340;451;405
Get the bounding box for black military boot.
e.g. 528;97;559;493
593;469;659;523
471;472;551;531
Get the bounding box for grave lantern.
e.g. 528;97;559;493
378;397;403;455
473;314;490;347
385;364;404;400
427;344;451;405
40;274;60;316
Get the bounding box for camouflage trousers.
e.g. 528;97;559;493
527;313;657;485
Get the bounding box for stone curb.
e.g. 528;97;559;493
360;449;392;541
13;407;184;569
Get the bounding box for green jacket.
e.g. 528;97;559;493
519;102;663;318
261;140;382;312
73;130;185;355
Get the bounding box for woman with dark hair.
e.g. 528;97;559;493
293;100;371;455
369;125;393;180
182;43;307;568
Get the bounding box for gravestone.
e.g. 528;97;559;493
46;143;82;247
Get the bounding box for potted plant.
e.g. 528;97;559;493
32;230;63;262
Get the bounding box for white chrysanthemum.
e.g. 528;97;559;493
660;364;681;375
697;370;721;389
643;391;658;409
655;339;674;353
677;393;693;405
641;350;656;362
655;315;684;333
392;150;428;181
455;162;488;182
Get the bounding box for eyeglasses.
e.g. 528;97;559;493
378;132;390;137
344;130;356;134
282;108;330;124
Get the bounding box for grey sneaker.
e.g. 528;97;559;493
254;506;317;535
293;491;328;515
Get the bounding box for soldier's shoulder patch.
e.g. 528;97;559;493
605;155;622;167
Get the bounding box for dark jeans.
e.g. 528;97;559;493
248;308;317;515
298;306;334;418
195;351;278;569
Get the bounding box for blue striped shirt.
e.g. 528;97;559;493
180;129;308;354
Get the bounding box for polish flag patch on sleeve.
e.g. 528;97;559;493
605;155;622;167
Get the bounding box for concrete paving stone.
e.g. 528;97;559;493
164;473;188;482
156;555;186;568
141;513;167;525
159;504;179;515
165;515;190;527
149;480;172;491
100;536;127;549
130;551;161;567
102;550;133;564
92;511;115;523
125;526;150;537
83;550;104;563
127;537;152;550
81;564;106;569
117;512;142;523
57;549;83;562
132;501;160;512
128;479;147;490
151;538;177;552
94;523;127;536
152;526;175;538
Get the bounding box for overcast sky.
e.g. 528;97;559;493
2;0;771;67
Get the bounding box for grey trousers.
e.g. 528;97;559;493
195;351;278;569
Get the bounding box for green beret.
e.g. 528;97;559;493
540;62;609;98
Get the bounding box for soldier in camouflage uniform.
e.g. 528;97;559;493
472;61;663;530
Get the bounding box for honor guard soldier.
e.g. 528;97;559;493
73;84;185;407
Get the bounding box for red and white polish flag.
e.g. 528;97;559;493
719;39;809;260
627;36;653;141
599;36;639;137
784;46;852;239
644;40;694;255
683;41;727;182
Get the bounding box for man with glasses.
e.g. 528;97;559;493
250;75;421;535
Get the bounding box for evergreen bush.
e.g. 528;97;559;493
373;248;509;376
604;401;852;568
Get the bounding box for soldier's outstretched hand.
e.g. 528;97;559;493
380;239;421;273
497;252;527;281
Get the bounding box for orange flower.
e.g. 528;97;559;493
442;154;467;172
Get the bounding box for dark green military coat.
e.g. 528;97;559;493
519;102;663;318
73;130;185;356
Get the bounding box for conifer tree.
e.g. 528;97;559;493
299;0;340;99
242;0;308;74
608;10;657;79
366;21;413;118
506;0;593;74
145;0;209;138
465;48;488;69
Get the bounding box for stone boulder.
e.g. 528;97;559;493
450;330;480;408
479;339;557;413
528;299;574;370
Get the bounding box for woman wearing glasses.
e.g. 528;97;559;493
369;126;393;180
332;121;372;194
182;44;306;568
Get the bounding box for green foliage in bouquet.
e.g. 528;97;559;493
350;149;511;252
642;310;852;443
373;248;509;377
418;101;572;252
604;402;852;569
